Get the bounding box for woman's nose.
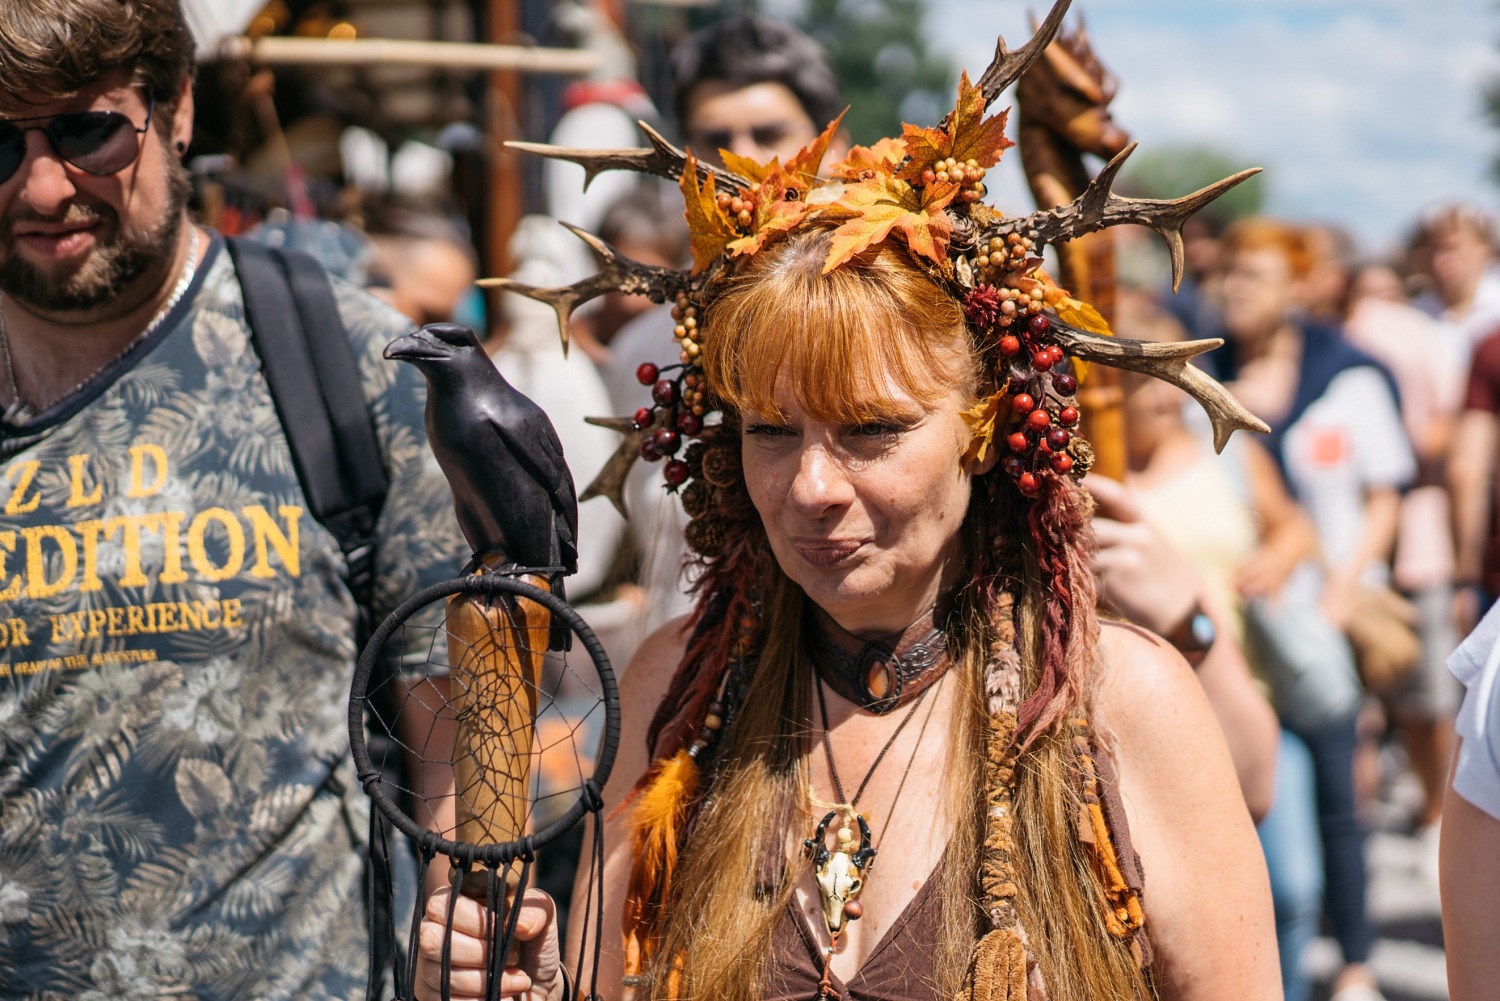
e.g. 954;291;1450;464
788;445;854;513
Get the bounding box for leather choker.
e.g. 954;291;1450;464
805;607;950;714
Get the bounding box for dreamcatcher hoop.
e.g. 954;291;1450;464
349;567;621;1001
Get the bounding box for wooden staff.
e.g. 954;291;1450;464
1018;20;1131;481
445;573;552;900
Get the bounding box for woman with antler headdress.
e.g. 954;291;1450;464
413;5;1279;1000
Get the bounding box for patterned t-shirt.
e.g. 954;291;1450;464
0;236;464;1001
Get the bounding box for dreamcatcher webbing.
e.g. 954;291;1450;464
351;570;620;1001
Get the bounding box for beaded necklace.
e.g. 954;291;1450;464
0;226;200;426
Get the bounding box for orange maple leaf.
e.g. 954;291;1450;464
960;388;1009;467
718;150;773;187
820;175;958;273
830;136;906;181
783;110;847;189
680;153;740;274
898;71;1014;183
726;163;814;258
1055;296;1114;336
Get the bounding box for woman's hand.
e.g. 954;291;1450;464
415;887;562;1001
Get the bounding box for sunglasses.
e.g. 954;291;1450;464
0;95;155;185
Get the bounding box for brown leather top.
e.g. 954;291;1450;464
763;871;947;1001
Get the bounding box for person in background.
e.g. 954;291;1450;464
1330;235;1466;843
363;200;481;329
1410;204;1500;354
1439;600;1500;1001
1206;218;1416;1001
1438;213;1500;635
604;15;852;636
1098;291;1320;999
0;2;463;997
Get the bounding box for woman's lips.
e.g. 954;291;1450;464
792;538;863;568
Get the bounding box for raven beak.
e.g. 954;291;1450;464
384;328;447;362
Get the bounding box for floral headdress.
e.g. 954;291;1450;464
487;0;1266;516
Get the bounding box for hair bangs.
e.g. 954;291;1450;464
704;233;973;424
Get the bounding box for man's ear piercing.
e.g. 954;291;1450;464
175;141;187;153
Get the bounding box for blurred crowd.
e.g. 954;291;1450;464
218;13;1500;1001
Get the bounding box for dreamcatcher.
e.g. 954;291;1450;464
350;323;621;1001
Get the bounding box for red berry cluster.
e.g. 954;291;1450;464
994;312;1084;495
634;294;712;491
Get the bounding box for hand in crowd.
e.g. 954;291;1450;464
1087;476;1202;635
415;887;561;1001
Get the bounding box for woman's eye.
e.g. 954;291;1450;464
851;422;903;438
744;423;792;438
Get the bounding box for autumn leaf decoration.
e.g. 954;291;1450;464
897;72;1014;184
961;386;1009;468
819;72;1014;274
680;153;740;275
676;116;842;268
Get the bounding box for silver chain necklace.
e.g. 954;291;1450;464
0;226;201;426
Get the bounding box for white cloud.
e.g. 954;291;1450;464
927;0;1500;254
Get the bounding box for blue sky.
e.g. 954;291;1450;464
912;0;1499;257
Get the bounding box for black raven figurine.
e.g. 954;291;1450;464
385;323;579;649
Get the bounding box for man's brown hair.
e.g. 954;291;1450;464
0;0;195;129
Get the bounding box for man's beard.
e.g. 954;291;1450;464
0;154;193;315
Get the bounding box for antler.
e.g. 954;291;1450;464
975;0;1074;106
506;121;753;193
987;142;1261;292
1049;323;1270;451
579;415;647;518
478;223;692;354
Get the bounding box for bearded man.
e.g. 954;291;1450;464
0;3;462;999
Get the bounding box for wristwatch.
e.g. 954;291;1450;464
1163;601;1216;667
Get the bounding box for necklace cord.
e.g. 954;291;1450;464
815;675;933;810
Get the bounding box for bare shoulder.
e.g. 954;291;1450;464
1093;620;1215;741
1090;621;1238;813
618;614;695;717
1091;626;1279;998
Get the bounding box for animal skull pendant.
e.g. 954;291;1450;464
804;810;877;937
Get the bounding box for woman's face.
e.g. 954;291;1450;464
1221;246;1296;340
740;376;977;638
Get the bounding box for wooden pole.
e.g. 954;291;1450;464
218;35;599;74
445;575;552;900
484;0;525;282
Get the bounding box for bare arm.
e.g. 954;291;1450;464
1451;409;1498;589
1182;593;1280;821
1441;745;1500;1001
409;619;692;1001
1321;486;1401;627
399;675;459;896
1235;439;1318;600
1096;622;1280;1000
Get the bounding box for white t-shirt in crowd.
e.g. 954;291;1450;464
1280;365;1415;579
1450;601;1500;820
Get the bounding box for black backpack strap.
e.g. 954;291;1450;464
228;236;401;994
227;237;389;634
